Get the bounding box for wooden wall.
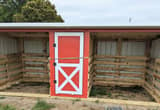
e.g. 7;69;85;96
22;38;49;83
0;36;17;55
93;40;147;87
0;33;50;90
144;39;160;102
89;35;160;102
0;35;22;89
88;35;94;96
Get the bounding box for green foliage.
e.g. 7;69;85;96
90;86;107;96
0;0;63;22
0;0;27;22
14;0;64;22
32;100;55;110
0;104;16;110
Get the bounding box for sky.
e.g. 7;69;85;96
50;0;160;25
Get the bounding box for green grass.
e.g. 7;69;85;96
72;98;81;105
90;87;107;96
107;92;112;97
0;96;6;99
0;104;16;110
95;100;99;103
32;100;55;110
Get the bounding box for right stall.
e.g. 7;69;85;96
88;32;160;102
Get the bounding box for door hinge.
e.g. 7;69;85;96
53;43;56;47
53;62;56;66
54;80;57;84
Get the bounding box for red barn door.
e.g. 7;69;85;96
54;32;84;96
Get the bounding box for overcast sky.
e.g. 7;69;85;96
50;0;160;25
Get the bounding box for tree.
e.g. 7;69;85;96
13;0;64;22
0;0;64;22
0;0;27;22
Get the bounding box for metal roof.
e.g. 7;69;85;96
0;23;160;29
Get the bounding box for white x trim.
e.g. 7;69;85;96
55;32;84;95
57;65;80;92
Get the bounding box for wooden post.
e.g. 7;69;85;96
145;40;152;58
5;56;9;84
116;38;122;77
42;38;48;71
17;38;24;80
117;38;122;56
145;40;152;82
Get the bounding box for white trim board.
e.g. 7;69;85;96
54;32;84;95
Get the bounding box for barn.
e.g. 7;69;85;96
0;23;160;104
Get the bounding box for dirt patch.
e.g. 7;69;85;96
0;82;49;94
90;86;155;102
0;96;158;110
0;83;158;110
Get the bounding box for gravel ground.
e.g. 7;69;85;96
0;96;159;110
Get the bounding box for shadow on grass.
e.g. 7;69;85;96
0;104;16;110
32;100;55;110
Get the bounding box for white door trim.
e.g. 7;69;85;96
55;32;84;95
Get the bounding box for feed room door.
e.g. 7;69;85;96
54;32;84;95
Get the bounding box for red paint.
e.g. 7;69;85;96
83;31;90;98
58;36;80;63
49;31;89;98
49;32;55;96
57;35;80;92
84;32;90;57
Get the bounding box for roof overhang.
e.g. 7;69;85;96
1;23;160;30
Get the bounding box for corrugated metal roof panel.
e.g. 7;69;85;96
0;23;160;29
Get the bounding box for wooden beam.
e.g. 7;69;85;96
145;39;152;69
93;60;146;66
9;33;48;38
93;81;143;87
116;38;122;76
95;66;146;72
17;38;24;80
94;55;148;60
22;58;48;62
22;53;49;57
143;82;160;103
93;77;144;83
17;38;24;53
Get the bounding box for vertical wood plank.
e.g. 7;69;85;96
145;40;152;84
17;38;24;53
17;38;24;79
84;31;90;98
145;40;152;57
6;56;9;83
49;32;55;96
117;38;122;56
116;38;122;76
42;38;48;71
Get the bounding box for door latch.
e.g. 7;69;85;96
54;80;57;84
53;62;56;66
53;43;56;47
